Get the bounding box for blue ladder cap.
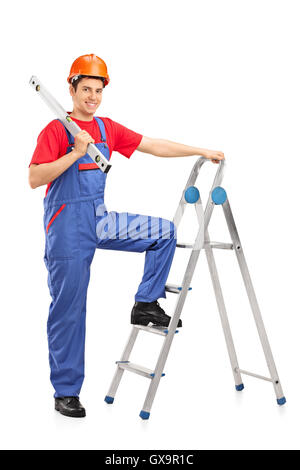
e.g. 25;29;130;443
185;186;200;204
277;397;286;406
235;383;244;391
212;186;227;205
104;396;114;404
140;410;150;420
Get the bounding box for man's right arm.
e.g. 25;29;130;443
28;130;95;189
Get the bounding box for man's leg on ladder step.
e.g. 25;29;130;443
95;210;180;327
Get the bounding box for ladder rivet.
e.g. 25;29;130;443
236;246;241;250
36;85;40;91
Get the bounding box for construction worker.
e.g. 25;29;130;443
29;54;224;418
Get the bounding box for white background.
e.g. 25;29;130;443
1;0;299;450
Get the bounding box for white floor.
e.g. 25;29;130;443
0;379;292;451
0;272;294;450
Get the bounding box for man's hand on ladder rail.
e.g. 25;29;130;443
203;149;225;164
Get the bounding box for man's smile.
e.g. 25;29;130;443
85;101;98;109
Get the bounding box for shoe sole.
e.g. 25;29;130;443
131;312;182;328
55;404;86;418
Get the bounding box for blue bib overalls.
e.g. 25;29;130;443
43;117;177;397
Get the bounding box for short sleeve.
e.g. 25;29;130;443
104;118;143;159
29;120;68;166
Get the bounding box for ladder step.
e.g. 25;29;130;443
133;324;179;336
165;283;192;294
205;241;234;250
176;242;194;249
237;368;273;383
117;361;165;379
177;241;233;250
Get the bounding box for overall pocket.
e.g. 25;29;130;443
79;164;107;196
44;203;79;259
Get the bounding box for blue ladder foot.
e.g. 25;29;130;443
277;396;286;406
235;383;244;391
139;410;150;420
104;395;114;404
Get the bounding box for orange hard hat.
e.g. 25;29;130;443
67;54;110;86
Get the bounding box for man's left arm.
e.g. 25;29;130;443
137;136;224;164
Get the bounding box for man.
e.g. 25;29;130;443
29;54;224;418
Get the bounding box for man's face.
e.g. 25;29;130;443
70;77;104;117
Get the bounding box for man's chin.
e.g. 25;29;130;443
84;106;99;116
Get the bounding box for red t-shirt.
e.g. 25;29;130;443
30;116;143;195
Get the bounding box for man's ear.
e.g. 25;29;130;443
69;84;75;97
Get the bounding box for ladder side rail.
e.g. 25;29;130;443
173;162;201;227
222;198;285;400
141;198;209;414
166;177;222;332
184;157;206;187
141;286;192;414
204;229;243;387
105;327;139;400
184;156;226;190
119;327;140;361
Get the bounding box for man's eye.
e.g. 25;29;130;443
97;90;103;94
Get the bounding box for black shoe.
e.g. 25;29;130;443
131;301;182;328
55;396;86;418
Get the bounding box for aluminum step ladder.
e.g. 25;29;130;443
104;157;286;419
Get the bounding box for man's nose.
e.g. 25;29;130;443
89;91;98;101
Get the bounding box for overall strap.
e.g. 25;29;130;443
57;119;74;146
94;117;107;142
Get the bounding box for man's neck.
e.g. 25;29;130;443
69;110;94;121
